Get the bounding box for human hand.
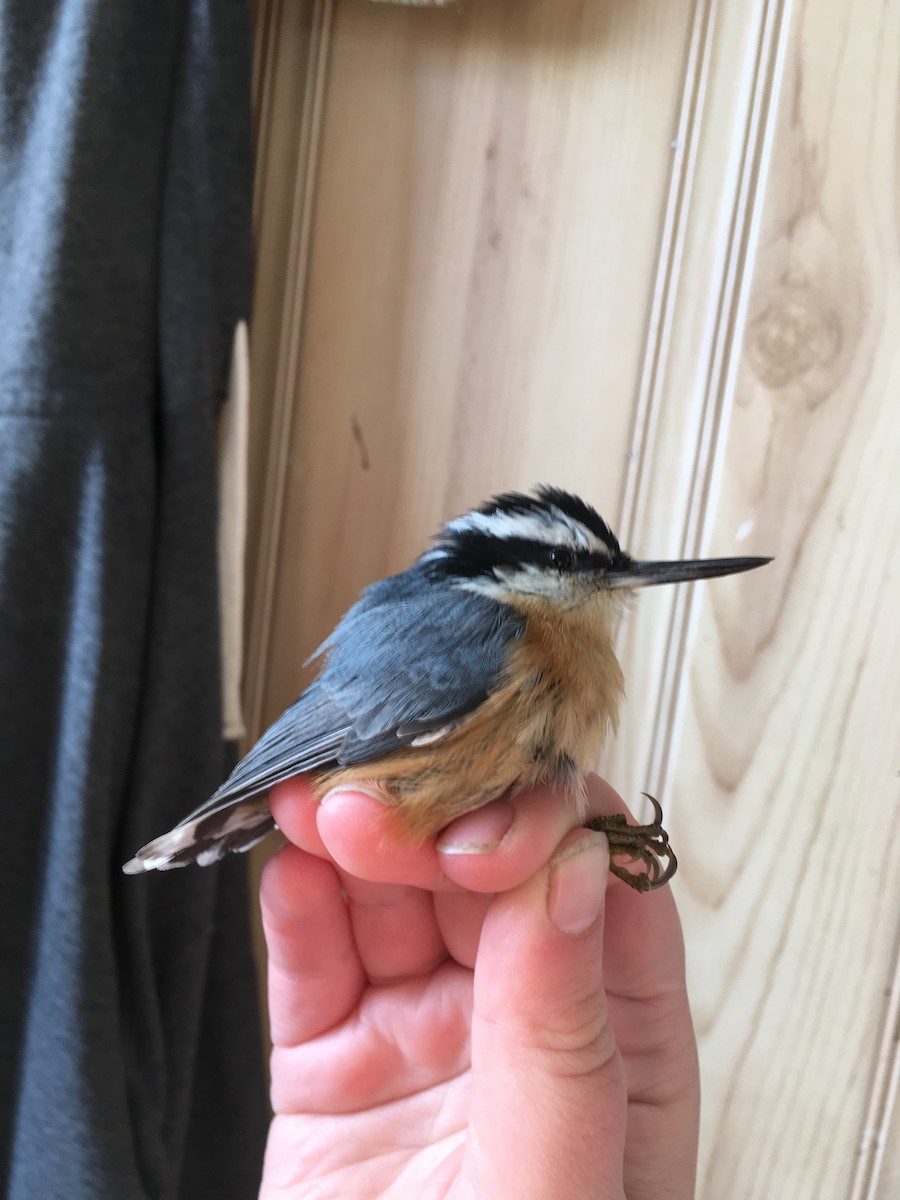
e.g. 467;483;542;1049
259;775;699;1199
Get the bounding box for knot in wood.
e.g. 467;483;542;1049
746;284;841;390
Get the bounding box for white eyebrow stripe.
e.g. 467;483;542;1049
445;509;611;555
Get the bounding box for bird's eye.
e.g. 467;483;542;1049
547;546;576;571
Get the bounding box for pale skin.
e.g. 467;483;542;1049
259;774;700;1199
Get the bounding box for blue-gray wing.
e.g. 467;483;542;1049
316;563;524;760
226;563;523;787
125;565;524;869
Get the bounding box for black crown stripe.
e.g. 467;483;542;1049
474;487;620;553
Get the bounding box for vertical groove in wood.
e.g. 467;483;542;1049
251;0;282;238
245;0;335;745
611;0;717;800
647;0;793;795
618;0;717;549
851;934;900;1199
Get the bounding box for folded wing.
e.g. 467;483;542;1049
123;566;522;871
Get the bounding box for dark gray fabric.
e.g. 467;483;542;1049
0;2;268;1196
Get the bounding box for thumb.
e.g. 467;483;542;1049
463;829;626;1200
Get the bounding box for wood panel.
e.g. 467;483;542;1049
873;1093;900;1200
248;0;333;717
855;967;900;1200
605;0;793;801
247;0;900;1194
672;1;900;1195
256;0;695;727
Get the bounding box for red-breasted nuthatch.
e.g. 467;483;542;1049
123;486;770;889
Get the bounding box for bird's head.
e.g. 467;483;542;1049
423;485;770;610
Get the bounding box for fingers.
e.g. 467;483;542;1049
321;786;456;890
604;876;688;1008
271;778;452;890
262;846;471;1117
263;839;452;998
337;874;447;984
269;772;631;897
433;888;493;970
269;778;326;855
437;774;626;893
464;828;627;1198
604;879;700;1200
260;844;365;1049
271;963;472;1116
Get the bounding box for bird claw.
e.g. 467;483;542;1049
585;793;677;892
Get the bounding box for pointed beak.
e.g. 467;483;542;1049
604;555;773;590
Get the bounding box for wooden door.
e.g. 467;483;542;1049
248;2;900;1194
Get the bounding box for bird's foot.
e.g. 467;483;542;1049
585;793;677;893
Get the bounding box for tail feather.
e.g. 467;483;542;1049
121;686;349;874
122;797;275;874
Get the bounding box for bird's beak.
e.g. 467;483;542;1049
604;555;772;590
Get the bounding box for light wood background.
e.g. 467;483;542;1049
247;1;900;1195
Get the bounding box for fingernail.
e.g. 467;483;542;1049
321;784;389;807
436;801;515;855
547;832;609;936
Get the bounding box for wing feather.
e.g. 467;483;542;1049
318;564;523;756
123;565;523;871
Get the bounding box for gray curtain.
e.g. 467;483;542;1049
0;2;268;1196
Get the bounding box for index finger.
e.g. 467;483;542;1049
270;774;629;895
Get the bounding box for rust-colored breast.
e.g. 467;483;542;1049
317;595;626;840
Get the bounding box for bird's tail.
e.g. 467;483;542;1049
122;796;275;874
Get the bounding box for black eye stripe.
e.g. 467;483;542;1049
425;532;618;580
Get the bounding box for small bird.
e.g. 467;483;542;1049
123;486;770;889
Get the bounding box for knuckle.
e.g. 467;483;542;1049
529;1007;622;1083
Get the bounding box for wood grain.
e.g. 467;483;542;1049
673;1;900;1194
247;0;334;740
247;0;336;1053
256;0;695;730
605;0;793;802
247;0;900;1194
853;943;900;1200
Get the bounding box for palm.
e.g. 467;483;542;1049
264;960;472;1196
